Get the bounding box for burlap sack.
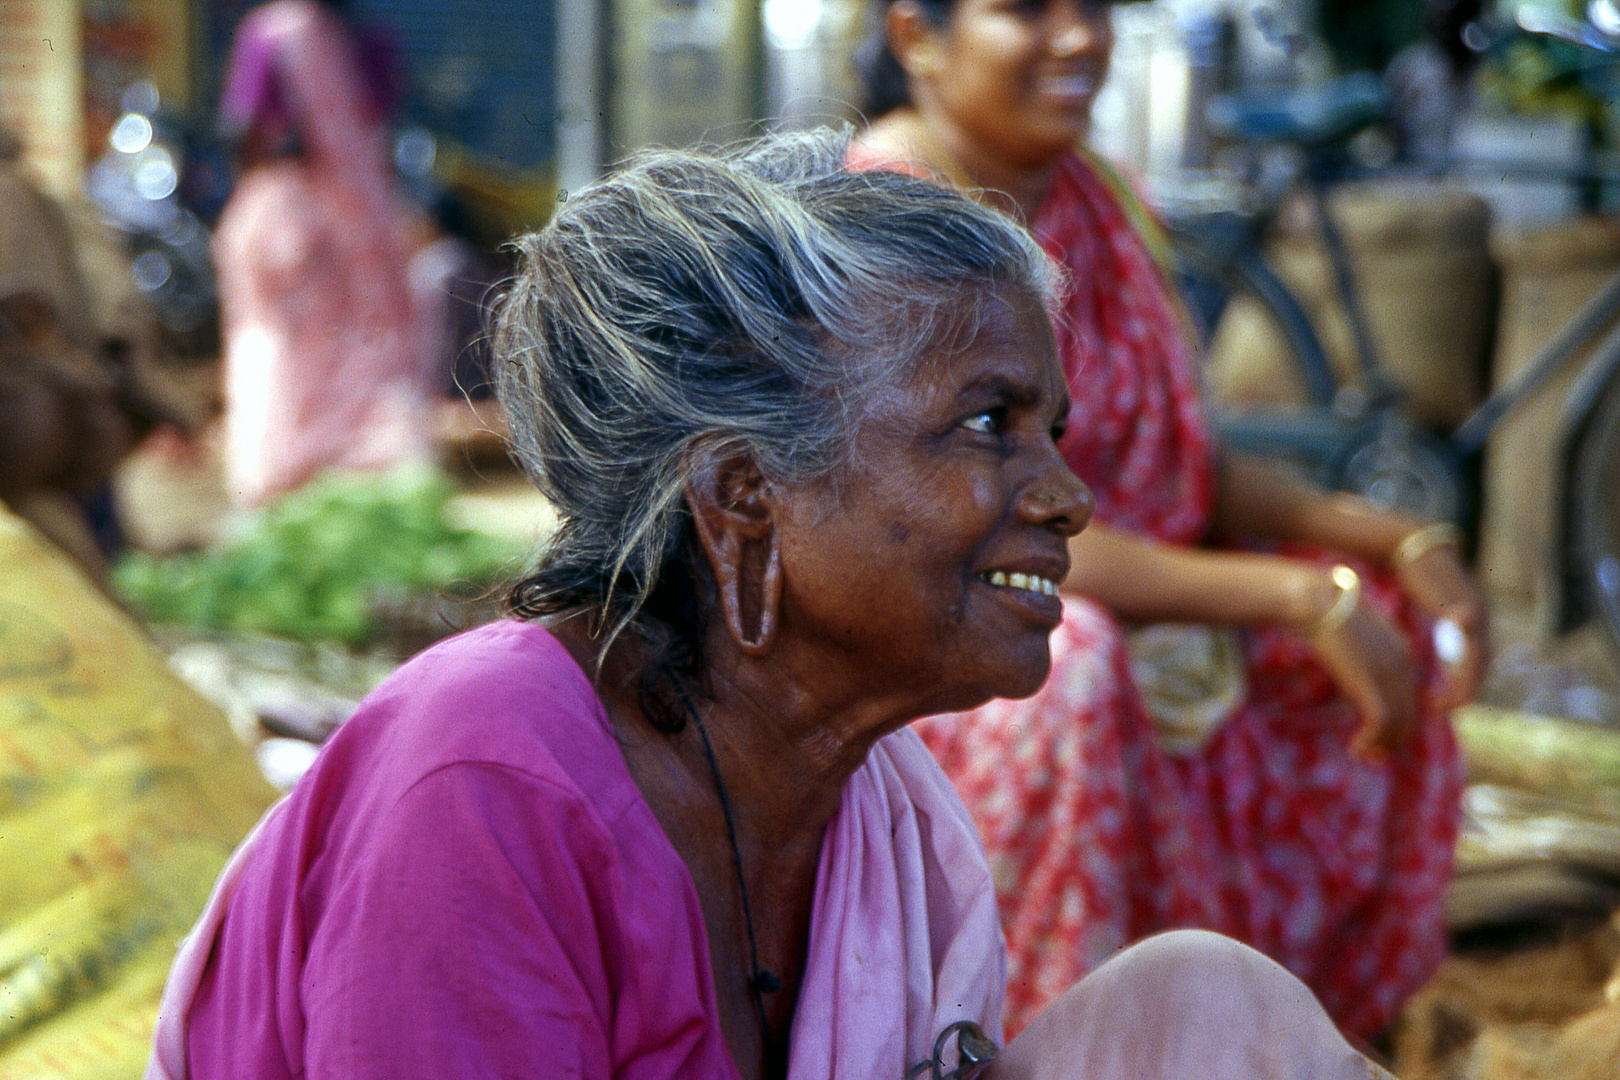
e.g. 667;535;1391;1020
1205;181;1494;430
1477;218;1620;611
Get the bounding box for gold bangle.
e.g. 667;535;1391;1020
1308;565;1362;638
1393;522;1464;568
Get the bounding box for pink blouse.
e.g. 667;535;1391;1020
150;619;1005;1079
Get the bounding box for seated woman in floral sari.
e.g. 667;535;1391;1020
851;0;1488;1045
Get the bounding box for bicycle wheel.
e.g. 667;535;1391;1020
1180;245;1340;413
1572;364;1620;655
1176;232;1354;484
1324;414;1468;524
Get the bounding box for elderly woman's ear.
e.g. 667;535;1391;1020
686;451;784;656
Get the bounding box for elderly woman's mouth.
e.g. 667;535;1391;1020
980;570;1061;596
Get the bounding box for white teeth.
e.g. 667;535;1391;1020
983;571;1059;596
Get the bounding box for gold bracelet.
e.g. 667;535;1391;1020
1393;522;1464;568
1308;565;1362;638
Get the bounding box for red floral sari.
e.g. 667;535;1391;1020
874;150;1463;1041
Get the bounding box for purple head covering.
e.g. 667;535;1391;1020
218;0;401;149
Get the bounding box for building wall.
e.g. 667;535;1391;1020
1;0;192;197
1;0;84;195
612;0;759;154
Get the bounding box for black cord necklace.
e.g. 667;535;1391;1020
689;709;783;1058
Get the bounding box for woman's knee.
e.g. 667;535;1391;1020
998;931;1381;1080
1027;929;1339;1053
1102;930;1321;1017
1113;928;1273;975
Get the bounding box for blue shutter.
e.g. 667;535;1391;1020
206;0;557;168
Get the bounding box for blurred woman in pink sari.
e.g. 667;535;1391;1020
214;0;436;505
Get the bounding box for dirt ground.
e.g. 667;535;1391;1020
1394;912;1620;1079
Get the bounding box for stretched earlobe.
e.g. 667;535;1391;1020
720;530;781;655
687;450;784;656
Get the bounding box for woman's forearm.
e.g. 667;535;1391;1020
1064;522;1342;630
1210;452;1427;561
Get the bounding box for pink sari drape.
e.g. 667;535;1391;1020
145;724;1008;1080
145;712;1389;1080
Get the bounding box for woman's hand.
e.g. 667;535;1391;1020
1303;572;1420;761
1393;540;1490;714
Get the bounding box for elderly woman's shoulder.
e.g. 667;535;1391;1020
385;617;588;701
317;618;619;801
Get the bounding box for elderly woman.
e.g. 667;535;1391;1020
851;0;1488;1045
144;130;1388;1080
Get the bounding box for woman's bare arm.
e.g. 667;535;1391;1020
1063;521;1338;629
1064;520;1421;756
1210;452;1425;559
1210;451;1489;709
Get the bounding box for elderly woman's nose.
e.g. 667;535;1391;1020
1020;457;1092;535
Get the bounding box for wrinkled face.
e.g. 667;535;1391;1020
772;285;1091;716
920;0;1114;167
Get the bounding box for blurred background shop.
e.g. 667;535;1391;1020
6;0;1616;219
3;0;1620;733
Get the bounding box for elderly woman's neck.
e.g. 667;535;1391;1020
860;107;1057;223
702;657;901;818
553;616;879;836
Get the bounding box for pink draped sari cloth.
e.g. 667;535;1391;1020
909;153;1463;1041
144;738;1388;1080
214;0;436;506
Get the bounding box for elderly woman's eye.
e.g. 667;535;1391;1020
962;408;1005;435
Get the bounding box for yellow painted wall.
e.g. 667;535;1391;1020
1;0;193;197
612;0;761;154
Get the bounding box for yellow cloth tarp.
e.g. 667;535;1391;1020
0;504;275;1079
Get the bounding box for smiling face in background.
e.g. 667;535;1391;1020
769;284;1091;719
904;0;1114;170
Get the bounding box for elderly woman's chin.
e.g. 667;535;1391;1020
993;644;1054;701
926;638;1056;718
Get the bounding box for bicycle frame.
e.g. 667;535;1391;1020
1454;268;1620;460
1173;10;1620;650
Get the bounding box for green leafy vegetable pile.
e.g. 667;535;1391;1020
113;466;525;645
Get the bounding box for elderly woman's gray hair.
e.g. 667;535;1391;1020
493;126;1055;718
